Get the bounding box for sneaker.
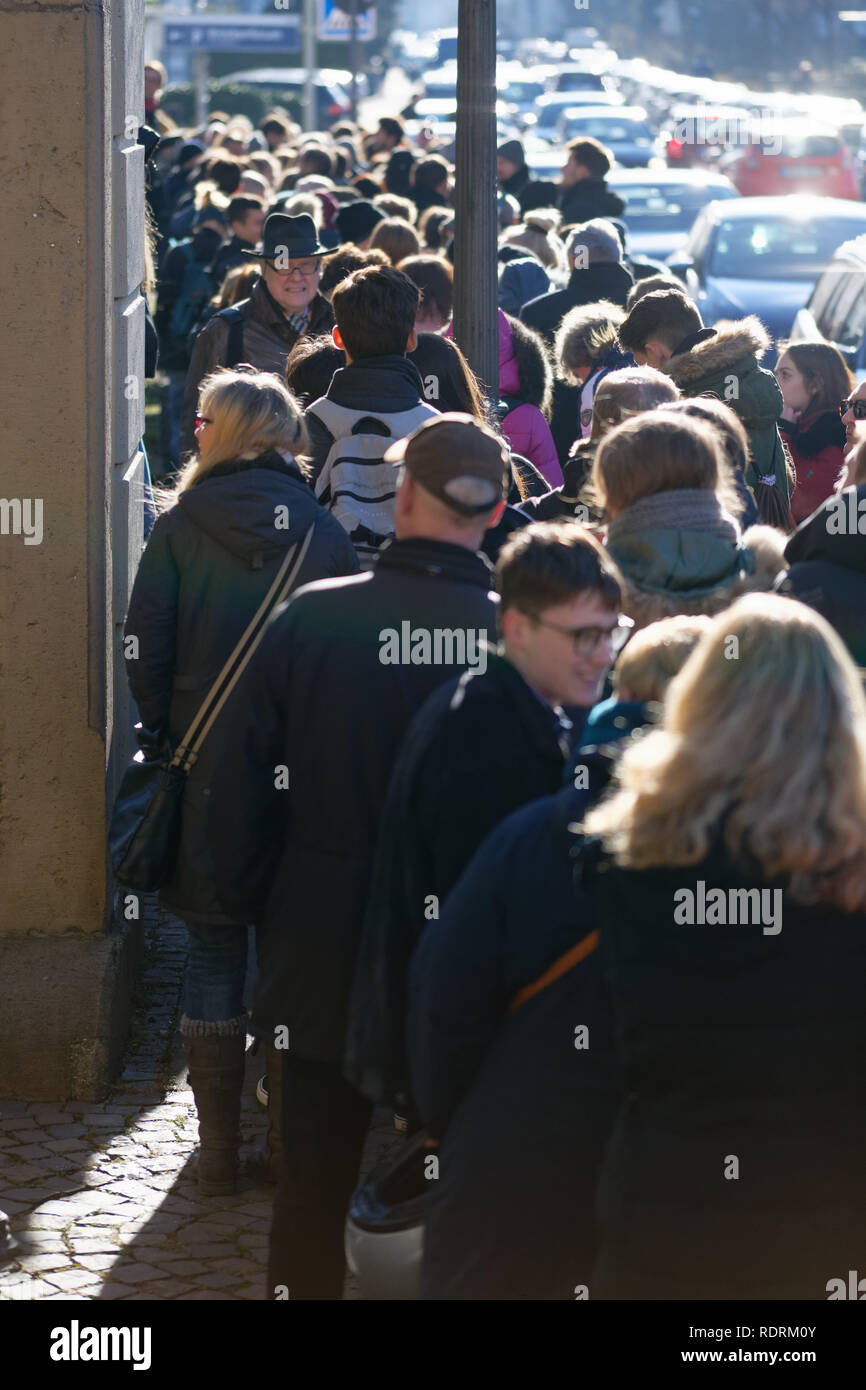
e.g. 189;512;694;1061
256;1074;269;1109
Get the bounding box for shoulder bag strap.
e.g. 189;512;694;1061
170;523;315;773
506;929;599;1016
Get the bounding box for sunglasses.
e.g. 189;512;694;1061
841;398;866;420
525;613;634;657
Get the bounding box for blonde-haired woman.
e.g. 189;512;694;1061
591;412;785;629
580;593;866;1299
124;367;358;1195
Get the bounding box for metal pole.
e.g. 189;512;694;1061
192;49;209;129
453;0;498;402
349;2;359;123
303;0;317;132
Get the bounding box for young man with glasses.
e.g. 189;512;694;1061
179;212;334;460
345;520;628;1119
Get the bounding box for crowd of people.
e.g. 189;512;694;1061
123;64;866;1300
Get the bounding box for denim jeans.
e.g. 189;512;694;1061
160;366;188;474
181;922;256;1033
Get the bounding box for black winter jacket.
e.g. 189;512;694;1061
155;227;224;371
583;837;866;1299
520;261;634;346
775;482;866;666
207;537;498;1062
559;177;627;226
411;779;625;1300
209;233;256;294
345;648;572;1107
124;452;359;925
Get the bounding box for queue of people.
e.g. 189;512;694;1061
121;85;866;1301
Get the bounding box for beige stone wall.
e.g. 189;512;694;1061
0;0;145;1098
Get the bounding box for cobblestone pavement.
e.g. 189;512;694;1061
0;903;392;1301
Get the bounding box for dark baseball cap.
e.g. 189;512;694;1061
385;412;509;515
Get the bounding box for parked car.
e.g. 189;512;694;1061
497;67;552;125
667;195;866;347
790;234;866;376
663;104;753;170
607;167;740;259
556;106;664;169
420;65;458;103
534;89;623;140
546;65;617;97
218;67;354;125
720;121;860;200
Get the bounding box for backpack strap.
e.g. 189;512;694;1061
217;306;245;369
506;930;599;1016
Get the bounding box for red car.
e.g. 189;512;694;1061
721;122;860;200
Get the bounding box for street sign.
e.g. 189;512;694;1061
319;1;376;42
164;17;301;52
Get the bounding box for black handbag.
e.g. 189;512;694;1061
108;525;315;892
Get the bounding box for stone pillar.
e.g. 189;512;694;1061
0;0;146;1099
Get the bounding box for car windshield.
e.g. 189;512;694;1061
760;134;842;160
557;72;605;90
503;81;546;103
563;119;653;144
620;184;729;229
709;217;866;280
424;81;457;100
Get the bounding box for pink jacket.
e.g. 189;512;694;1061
444;313;563;488
498;312;562;487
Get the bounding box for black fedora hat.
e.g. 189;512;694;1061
243;212;329;260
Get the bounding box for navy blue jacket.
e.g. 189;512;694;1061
584;837;866;1299
410;779;625;1300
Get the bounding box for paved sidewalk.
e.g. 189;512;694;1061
0;903;393;1301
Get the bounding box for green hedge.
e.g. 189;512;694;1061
161;82;302;128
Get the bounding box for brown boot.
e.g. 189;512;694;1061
248;1044;285;1185
184;1031;247;1196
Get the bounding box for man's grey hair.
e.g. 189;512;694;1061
566;218;623;266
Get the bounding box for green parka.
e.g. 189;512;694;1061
663;316;791;503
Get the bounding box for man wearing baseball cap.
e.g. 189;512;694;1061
209;413;507;1299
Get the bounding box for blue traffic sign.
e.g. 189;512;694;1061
164;18;301;52
319;0;376;42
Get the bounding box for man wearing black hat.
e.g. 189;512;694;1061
208;413;507;1299
335;198;385;249
497;138;531;205
179;212;334;459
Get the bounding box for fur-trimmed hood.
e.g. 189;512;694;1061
663;316;771;388
662;316;785;460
